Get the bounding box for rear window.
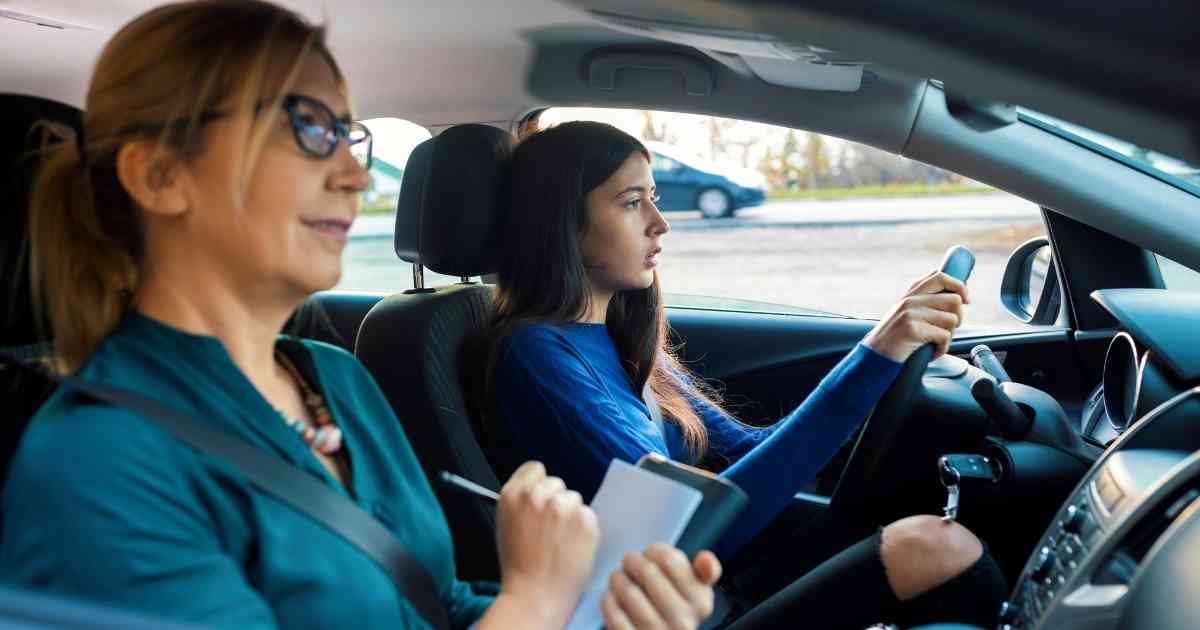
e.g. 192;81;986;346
339;118;460;291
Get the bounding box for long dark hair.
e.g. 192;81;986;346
484;121;726;460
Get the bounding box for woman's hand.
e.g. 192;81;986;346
601;544;722;630
863;270;970;363
494;461;600;628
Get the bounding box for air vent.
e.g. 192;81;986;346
0;9;93;31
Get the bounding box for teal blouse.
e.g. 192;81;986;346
0;312;493;629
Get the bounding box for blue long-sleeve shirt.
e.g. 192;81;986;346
491;322;902;558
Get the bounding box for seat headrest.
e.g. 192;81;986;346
0;94;83;347
394;123;513;278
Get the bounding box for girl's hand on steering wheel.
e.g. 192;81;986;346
863;270;970;363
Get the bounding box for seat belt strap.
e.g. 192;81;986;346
0;353;450;630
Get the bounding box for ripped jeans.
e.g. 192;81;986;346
723;528;1008;630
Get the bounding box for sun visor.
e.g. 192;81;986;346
0;9;93;31
591;11;866;92
741;56;862;91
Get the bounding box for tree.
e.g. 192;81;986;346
641;111;667;142
726;138;758;168
802;132;831;189
706;117;738;162
758;130;804;191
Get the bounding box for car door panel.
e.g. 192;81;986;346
307;292;1094;436
666;308;1091;441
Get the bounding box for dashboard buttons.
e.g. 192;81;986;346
1062;503;1088;534
1031;546;1057;582
998;600;1021;629
1057;533;1085;565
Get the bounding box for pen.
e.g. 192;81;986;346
438;470;501;502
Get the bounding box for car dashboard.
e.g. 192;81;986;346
1000;289;1200;629
1077;291;1200;449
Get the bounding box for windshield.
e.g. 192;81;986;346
646;142;725;174
1020;109;1200;197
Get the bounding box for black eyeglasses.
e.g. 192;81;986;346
112;93;373;170
280;94;373;170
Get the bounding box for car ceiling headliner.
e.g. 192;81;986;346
0;0;596;125
565;0;1200;165
4;0;1198;166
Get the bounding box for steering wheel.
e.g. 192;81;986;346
829;342;936;522
829;246;974;523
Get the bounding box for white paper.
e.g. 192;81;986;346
565;459;704;630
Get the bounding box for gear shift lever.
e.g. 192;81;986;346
971;376;1033;439
970;344;1011;383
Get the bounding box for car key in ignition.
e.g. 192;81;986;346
939;454;1002;522
930;246;982;522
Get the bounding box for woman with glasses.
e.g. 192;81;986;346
0;2;719;629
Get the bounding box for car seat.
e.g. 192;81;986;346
355;123;513;581
0;94;82;492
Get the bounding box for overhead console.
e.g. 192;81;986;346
522;6;931;155
586;11;868;92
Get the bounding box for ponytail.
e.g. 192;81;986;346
23;0;332;373
27;124;141;373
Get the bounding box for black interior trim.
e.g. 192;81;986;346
1092;289;1200;383
1044;208;1164;331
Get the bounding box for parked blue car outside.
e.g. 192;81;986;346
646;142;768;219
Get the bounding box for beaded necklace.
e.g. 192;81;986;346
275;351;343;455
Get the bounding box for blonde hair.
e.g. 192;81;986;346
28;0;339;373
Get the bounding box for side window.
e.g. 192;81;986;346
538;108;1050;332
338;118;460;291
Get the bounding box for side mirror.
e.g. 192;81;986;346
1001;237;1061;325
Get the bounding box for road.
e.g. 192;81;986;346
347;193;1037;238
340;193;1047;331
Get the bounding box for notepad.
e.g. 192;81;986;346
565;459;704;630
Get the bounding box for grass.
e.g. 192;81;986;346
768;182;996;201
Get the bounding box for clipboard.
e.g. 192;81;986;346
636;453;749;556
